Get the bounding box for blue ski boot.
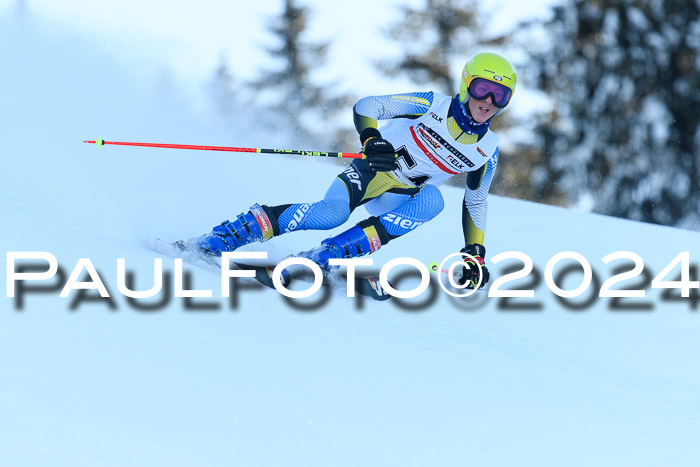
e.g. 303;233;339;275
298;223;383;270
195;204;275;255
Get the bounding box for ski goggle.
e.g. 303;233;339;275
467;78;512;108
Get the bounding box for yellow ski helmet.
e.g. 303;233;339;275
459;52;516;115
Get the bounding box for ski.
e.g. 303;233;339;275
356;276;391;301
316;269;391;301
143;237;391;301
170;239;286;290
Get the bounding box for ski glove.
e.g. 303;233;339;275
360;128;398;172
458;243;490;289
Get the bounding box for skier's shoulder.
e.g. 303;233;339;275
382;91;436;110
355;91;436;120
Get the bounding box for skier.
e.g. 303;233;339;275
194;52;516;289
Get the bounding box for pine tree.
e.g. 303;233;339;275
532;0;700;229
210;57;238;116
382;0;506;94
250;0;352;148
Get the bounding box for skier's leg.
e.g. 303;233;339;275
193;203;276;254
373;184;445;241
299;184;445;268
195;159;413;255
265;178;352;235
195;179;353;255
363;192;412;216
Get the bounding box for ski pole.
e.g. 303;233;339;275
429;262;465;279
83;137;365;159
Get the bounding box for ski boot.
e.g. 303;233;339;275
195;204;275;255
298;222;383;270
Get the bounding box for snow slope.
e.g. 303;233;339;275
2;12;700;467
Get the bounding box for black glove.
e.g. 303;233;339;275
457;243;490;289
360;128;398;172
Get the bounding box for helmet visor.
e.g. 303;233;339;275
467;78;512;108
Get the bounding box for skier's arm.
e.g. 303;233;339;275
353;92;434;134
462;150;498;246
